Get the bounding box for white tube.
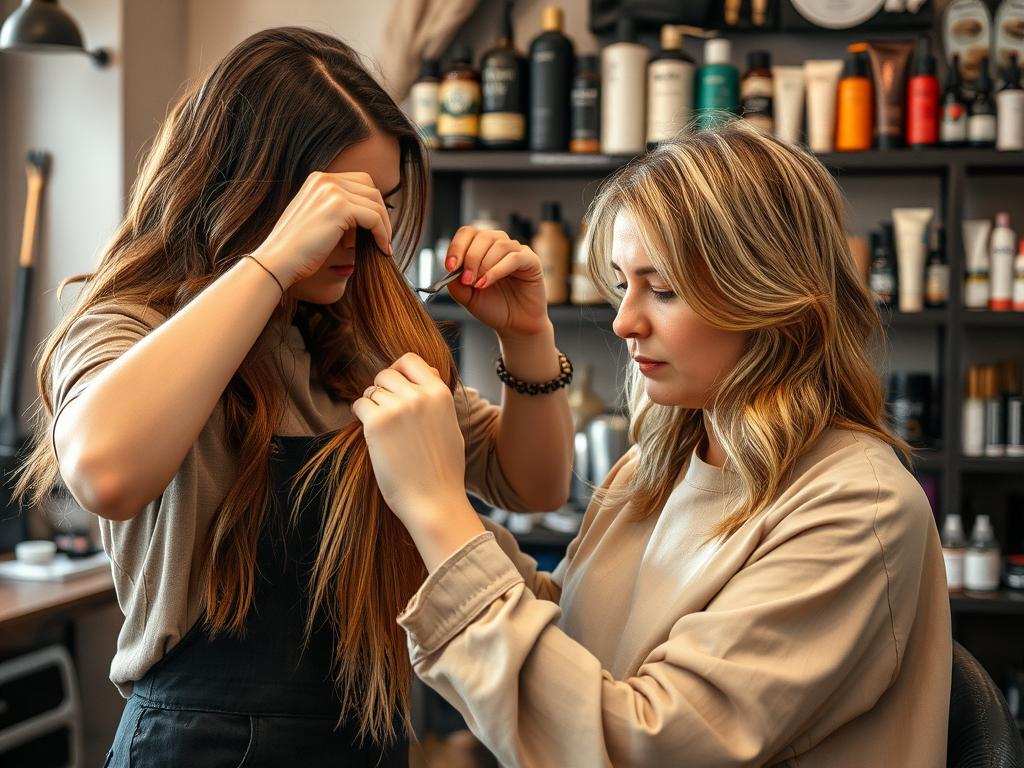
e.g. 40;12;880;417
803;60;844;153
963;219;992;309
771;65;805;145
892;208;934;313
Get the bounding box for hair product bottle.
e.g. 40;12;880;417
1014;238;1024;310
968;56;997;147
997;53;1024;151
437;43;480;150
410;59;440;149
963;366;986;456
1005;359;1024;456
529;6;574;151
836;44;873;152
771;65;805;144
695;38;739;129
803;59;844;153
740;51;773;134
940;513;968;593
532;202;570;303
869;224;897;307
940;54;969;147
990;212;1016;310
570;55;601;153
600;15;648;156
964;514;1002;595
983;365;1006;456
963;218;992;309
907;36;940;148
480;1;527;149
646;24;695;149
925;220;949;308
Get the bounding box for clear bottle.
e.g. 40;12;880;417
410;59;440;149
480;1;527;149
437;43;481;150
740;51;773;135
968;56;997;148
532;202;570;304
990;212;1017;310
528;6;574;152
940;53;969;147
940;513;968;593
646;24;695;149
997;52;1024;151
964;514;1002;595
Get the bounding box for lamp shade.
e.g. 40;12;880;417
0;0;108;65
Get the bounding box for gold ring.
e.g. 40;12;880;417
363;385;378;399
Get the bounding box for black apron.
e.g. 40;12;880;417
105;435;408;768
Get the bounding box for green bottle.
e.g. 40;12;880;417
695;38;739;129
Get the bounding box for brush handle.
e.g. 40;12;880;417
0;265;33;449
19;171;45;268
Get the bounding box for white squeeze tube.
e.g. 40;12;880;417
771;65;805;145
892;207;934;312
963;218;993;309
803;59;844;153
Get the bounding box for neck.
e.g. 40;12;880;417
699;411;728;467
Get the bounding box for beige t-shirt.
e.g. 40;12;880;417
399;429;952;767
51;303;527;697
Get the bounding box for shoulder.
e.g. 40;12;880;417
61;301;167;349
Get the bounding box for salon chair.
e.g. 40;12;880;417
947;641;1024;768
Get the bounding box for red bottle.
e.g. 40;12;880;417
907;35;940;147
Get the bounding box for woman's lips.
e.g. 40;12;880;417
633;357;666;375
329;264;354;278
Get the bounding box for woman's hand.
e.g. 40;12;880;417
351;353;485;571
443;226;550;339
250;171;393;288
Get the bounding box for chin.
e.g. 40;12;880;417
291;282;348;305
643;382;696;409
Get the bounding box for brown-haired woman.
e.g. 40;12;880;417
353;121;951;766
17;27;573;766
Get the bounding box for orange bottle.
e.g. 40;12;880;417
836;44;873;152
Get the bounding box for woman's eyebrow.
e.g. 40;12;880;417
610;261;660;277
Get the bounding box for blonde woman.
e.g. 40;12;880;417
19;28;573;766
354;121;951;766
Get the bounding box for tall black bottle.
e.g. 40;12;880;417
528;6;574;151
480;1;528;149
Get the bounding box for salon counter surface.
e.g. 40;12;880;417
0;553;116;652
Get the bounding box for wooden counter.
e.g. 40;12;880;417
0;557;116;652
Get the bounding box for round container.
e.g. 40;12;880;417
1005;554;1024;590
15;539;57;565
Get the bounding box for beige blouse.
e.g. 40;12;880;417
50;304;528;697
399;429;951;767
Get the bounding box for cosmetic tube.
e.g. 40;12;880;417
892;207;934;312
803;60;844;153
866;40;915;148
963;218;992;309
962;366;986;456
771;65;805;144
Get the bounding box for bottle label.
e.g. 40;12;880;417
647;61;694;144
964;550;1001;592
482;63;523;114
926;264;949;305
907;79;939;145
941;104;968;142
997;90;1024;150
968;113;997;143
962;399;986;456
438;80;481;141
480;112;526;142
870;269;895;303
943;549;965;591
964;273;990;308
991;246;1015;307
571;83;600;143
411;82;440;148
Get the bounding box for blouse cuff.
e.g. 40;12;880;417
399;532;524;657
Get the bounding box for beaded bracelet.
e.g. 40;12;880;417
496;351;573;395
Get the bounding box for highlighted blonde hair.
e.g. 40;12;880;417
586;121;906;538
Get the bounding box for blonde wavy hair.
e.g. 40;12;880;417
586;121;907;538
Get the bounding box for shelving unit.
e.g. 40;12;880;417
425;146;1024;676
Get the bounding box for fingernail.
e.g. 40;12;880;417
446;257;456;270
388;243;393;255
474;277;486;289
461;270;474;285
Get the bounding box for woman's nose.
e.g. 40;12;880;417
612;290;649;339
340;227;357;249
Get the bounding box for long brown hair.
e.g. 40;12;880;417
585;121;907;538
18;27;436;741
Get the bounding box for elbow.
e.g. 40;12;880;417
60;447;142;521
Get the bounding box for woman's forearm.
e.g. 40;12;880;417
494;323;574;511
55;258;283;519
